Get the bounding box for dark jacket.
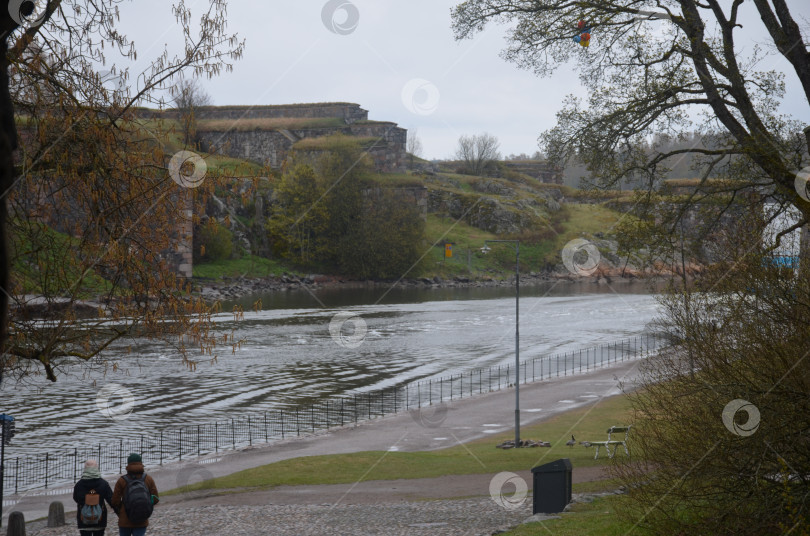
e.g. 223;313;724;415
73;476;114;530
111;462;159;528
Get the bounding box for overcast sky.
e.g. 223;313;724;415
114;1;810;160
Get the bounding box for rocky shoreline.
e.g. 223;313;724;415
15;265;686;319
195;267;671;303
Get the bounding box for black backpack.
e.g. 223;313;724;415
122;474;153;523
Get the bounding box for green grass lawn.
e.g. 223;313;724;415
11;222;112;296
168;393;634;494
192;255;293;279
504;495;645;536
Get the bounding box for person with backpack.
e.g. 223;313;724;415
111;453;159;536
72;459;114;536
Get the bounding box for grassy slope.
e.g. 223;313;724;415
162;124;627;281
422;203;624;279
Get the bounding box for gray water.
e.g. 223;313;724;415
1;282;661;456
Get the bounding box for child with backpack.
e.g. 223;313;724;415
111;453;159;536
72;459;114;536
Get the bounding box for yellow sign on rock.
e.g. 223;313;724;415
445;243;453;258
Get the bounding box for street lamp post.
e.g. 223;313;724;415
481;240;520;446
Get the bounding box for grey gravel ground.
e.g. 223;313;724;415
29;498;533;536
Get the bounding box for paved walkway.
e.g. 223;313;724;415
6;357;645;533
30;499;537;536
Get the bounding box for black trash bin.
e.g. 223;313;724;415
531;458;572;514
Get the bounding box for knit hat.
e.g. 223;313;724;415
127;453;142;464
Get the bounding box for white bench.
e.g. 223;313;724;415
588;425;631;459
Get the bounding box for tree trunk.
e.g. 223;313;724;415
0;35;19;382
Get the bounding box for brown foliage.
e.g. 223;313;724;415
1;0;245;382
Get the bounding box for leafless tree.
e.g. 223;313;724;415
455;132;500;176
452;0;810;245
173;78;213;146
406;128;423;169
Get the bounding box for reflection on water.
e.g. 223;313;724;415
222;279;661;311
1;282;661;454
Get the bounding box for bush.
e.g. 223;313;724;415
195;221;233;262
612;234;810;535
338;190;426;279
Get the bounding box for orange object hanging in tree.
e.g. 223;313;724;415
572;19;592;48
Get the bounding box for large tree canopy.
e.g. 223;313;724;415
456;3;810;534
452;1;810;235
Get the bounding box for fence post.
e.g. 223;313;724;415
264;412;269;443
311;405;315;433
405;384;409;410
354;395;358;424
450;376;453;400
418;382;421;408
119;439;123;472
45;453;49;489
296;408;301;436
160;431;164;465
15;457;19;494
326;400;330;428
429;380;432;405
340;399;344;427
198;425;202;457
179;429;183;462
98;445;101;472
73;448;78;482
280;410;285;439
394;388;398;413
248;416;252;446
215;422;218;453
231;419;236;450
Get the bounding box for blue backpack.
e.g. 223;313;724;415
80;489;102;525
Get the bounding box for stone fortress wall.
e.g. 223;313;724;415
140;103;407;173
135;103;413;277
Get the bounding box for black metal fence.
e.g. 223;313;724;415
1;332;669;495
